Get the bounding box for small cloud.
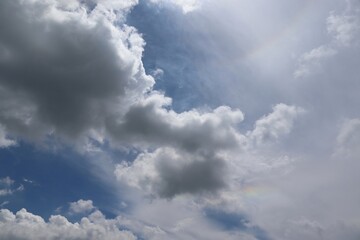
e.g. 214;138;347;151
247;104;304;146
23;178;35;184
151;68;164;79
0;177;14;187
0;177;23;197
69;199;95;214
0;125;16;149
294;45;337;78
0;201;9;207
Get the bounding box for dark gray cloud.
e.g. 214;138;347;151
0;0;152;142
155;150;226;198
115;103;302;198
116;147;228;198
107;95;244;152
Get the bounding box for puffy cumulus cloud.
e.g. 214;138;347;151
115;103;302;198
0;208;136;240
0;202;260;240
0;0;305;203
116;147;227;198
108;94;245;151
112;99;247;198
69;199;96;214
0;0;153;145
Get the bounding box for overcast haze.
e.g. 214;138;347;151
0;0;359;239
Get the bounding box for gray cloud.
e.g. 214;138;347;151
116;147;227;198
115;103;301;198
0;0;152;143
107;94;245;152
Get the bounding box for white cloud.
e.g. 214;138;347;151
0;125;16;148
247;104;304;146
69;199;96;214
0;208;136;240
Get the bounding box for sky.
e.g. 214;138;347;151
0;0;359;239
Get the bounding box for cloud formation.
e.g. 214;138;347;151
2;0;359;239
0;0;152;144
116;103;302;198
0;208;136;240
0;125;16;148
0;0;304;201
69;199;96;214
294;0;360;78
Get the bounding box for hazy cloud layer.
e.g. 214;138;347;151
295;0;360;78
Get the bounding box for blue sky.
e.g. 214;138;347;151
0;0;360;239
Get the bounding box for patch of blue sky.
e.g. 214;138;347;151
128;1;279;129
128;1;219;112
0;143;122;220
